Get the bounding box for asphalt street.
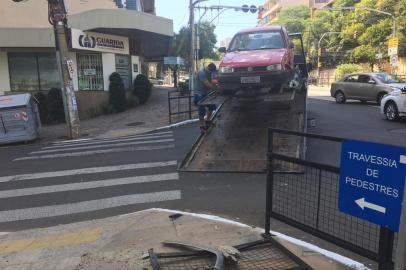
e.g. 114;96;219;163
0;97;404;233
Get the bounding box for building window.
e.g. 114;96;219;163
126;0;143;11
77;53;104;90
8;53;60;91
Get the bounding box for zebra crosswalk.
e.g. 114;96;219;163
13;130;175;161
0;130;181;228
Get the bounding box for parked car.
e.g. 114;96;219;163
330;72;406;104
179;75;189;83
217;25;295;96
380;87;406;121
149;77;164;85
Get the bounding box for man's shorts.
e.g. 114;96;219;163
194;94;216;118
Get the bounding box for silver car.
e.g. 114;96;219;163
149;77;164;85
330;72;406;104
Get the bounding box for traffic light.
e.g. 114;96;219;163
249;5;257;13
241;4;258;13
353;31;358;39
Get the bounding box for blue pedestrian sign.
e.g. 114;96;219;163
339;140;406;232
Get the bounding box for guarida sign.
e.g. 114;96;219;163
71;29;129;54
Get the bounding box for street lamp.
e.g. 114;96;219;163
317;32;341;82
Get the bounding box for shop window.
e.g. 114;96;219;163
8;53;59;91
77;53;104;90
38;54;60;90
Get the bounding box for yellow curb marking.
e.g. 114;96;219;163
0;228;102;254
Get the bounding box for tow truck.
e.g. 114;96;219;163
180;26;310;173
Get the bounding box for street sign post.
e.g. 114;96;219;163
390;54;398;67
339;140;406;232
164;57;185;66
388;37;399;50
388;37;399;70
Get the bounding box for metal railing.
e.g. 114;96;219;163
265;128;397;270
168;89;198;124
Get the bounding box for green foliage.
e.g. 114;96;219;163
108;72;127;113
335;63;364;80
133;74;152;104
169;21;217;64
47;88;65;123
273;6;310;33
274;0;405;68
34;92;48;124
351;45;376;70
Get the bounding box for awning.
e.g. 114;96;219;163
0;9;173;60
68;9;173;59
0;28;54;48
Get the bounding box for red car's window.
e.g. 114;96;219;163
228;31;285;52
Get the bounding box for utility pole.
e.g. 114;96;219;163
12;0;80;139
50;0;80;139
189;0;196;92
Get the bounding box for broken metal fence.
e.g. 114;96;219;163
149;238;313;270
265;128;398;270
168;89;198;125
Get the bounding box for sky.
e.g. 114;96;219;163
155;0;264;45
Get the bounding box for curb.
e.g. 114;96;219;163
131;208;371;270
155;119;199;130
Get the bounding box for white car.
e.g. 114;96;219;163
380;87;406;121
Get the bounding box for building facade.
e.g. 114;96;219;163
0;0;172;99
257;0;332;26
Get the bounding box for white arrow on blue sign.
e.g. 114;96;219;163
339;140;406;232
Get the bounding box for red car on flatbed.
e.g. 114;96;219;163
218;26;296;96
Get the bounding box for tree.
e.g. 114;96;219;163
169;21;217;66
198;22;217;59
395;0;406;55
245;0;404;68
108;72;126;113
273;6;310;34
133;74;152;104
351;45;376;70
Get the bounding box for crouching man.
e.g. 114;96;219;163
194;63;217;133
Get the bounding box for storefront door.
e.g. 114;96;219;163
115;55;131;90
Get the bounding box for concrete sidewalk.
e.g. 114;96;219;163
38;85;331;143
308;85;332;97
0;209;368;270
39;86;174;142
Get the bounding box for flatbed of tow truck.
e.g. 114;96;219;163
179;88;306;173
179;33;309;173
